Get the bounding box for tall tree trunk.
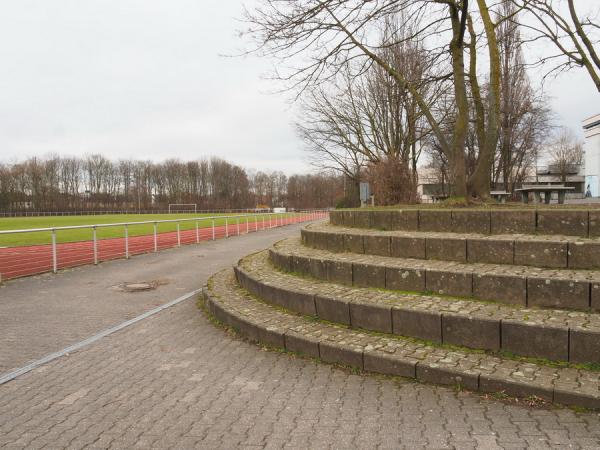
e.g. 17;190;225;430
469;0;501;199
448;5;470;198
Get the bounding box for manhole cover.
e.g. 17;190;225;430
124;283;154;291
114;281;159;292
113;279;169;293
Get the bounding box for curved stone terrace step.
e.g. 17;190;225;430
302;223;600;270
235;250;600;364
330;209;600;238
204;268;600;409
270;237;600;312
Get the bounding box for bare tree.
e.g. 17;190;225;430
547;127;584;183
287;172;344;209
245;1;512;200
512;0;600;91
495;0;553;194
296;15;435;203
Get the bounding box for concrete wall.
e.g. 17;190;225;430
584;114;600;197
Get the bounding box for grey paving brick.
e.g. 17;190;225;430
326;260;353;285
501;321;569;361
467;239;514;265
386;267;426;292
527;278;590;310
514;240;568;268
569;328;600;364
391;210;419;231
353;262;385;288
349;301;392;333
451;210;491;234
419;210;452;232
442;314;500;351
491;210;536;234
392;308;442;342
363;235;391;256
473;274;526;306
426;237;467;262
390;235;426;259
568;242;600;269
426;270;473;297
537;210;589;237
315;295;351;325
369;210;393;230
590;210;600;238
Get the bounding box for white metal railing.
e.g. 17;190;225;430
0;208;276;217
0;210;328;281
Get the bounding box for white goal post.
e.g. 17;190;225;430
168;203;197;214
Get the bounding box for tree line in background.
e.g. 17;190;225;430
248;0;598;204
0;155;344;212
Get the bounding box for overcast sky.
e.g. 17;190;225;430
0;1;598;174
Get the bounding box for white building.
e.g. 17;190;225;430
583;113;600;197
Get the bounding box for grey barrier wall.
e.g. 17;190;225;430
329;209;600;237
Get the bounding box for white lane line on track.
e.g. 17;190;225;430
0;288;203;386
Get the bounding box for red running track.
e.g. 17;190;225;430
0;213;326;281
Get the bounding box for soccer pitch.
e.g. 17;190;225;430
0;213;287;247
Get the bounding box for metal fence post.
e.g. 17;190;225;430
125;225;129;259
236;218;240;236
262;215;265;230
246;217;249;234
177;222;181;247
225;218;229;238
93;226;98;265
212;219;216;240
195;221;200;243
153;222;158;252
52;229;57;273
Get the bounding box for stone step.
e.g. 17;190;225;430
302;223;600;270
270;237;600;312
330;209;600;238
236;250;600;364
204;267;600;409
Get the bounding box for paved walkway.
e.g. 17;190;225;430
0;224;306;374
1;225;600;449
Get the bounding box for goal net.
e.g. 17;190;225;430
168;203;197;214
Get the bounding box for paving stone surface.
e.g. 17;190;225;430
3;294;600;450
208;269;600;410
275;236;600;311
240;250;600;333
0;224;308;374
299;229;600;281
304;223;600;269
239;250;600;364
3;219;600;449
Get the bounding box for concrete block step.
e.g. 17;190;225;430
237;250;600;364
204;267;600;409
270;237;600;312
330;209;600;238
303;223;600;270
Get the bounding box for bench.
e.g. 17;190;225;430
515;185;575;204
429;194;449;203
490;191;510;203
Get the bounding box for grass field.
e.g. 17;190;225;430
0;213;290;247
